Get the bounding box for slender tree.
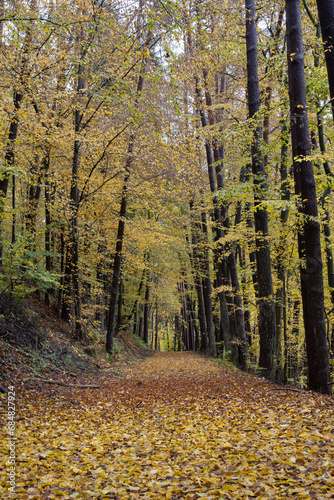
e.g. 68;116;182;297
245;0;277;374
105;6;157;351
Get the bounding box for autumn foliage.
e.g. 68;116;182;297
2;352;333;499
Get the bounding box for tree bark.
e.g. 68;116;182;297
203;72;248;369
275;120;290;383
201;212;217;357
106;171;130;352
286;0;331;394
195;78;229;355
245;0;277;374
315;0;334;121
143;275;150;345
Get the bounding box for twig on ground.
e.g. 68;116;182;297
22;376;99;389
269;387;304;393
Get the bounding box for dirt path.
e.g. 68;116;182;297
1;352;334;499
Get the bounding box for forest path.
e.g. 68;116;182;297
3;352;334;499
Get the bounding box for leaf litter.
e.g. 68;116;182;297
1;352;333;499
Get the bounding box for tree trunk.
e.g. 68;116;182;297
286;0;331;394
106;172;129;352
203;72;248;369
44;149;54;306
195;78;230;350
155;298;159;351
245;0;277;374
106;32;150;351
61;18;87;338
315;0;334;121
275;120;290;382
190;203;208;351
201;212;217;357
143;275;150;345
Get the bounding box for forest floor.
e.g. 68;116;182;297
1;345;334;499
0;294;334;499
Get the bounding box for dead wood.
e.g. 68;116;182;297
23;376;99;389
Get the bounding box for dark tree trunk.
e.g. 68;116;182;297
155;299;159;351
11;175;16;246
195;78;230;350
310;12;334;308
286;0;331;394
240;164;258;293
138;315;143;340
201;212;217;356
61;137;82;338
143;274;150;345
44;150;54;306
189;203;208;350
106;172;129;352
275;120;290;382
106;47;148;352
195;280;207;350
61;36;86;338
245;0;277;374
71;140;83;339
179;281;189;350
174;314;181;351
185;282;196;351
129;262;146;326
203;74;248;369
315;0;334;121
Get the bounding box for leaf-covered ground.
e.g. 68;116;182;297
1;352;334;499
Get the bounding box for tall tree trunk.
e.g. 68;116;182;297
195;78;230;354
106;29;151;352
106;171;130;352
189;202;209;350
275;120;290;382
203;72;248;369
155;298;159;351
201;212;217;357
315;0;334;121
245;0;277;374
286;0;331;394
143;275;150;345
61;14;89;338
44;152;53;307
61;92;84;338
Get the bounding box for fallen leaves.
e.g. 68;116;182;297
1;352;333;499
